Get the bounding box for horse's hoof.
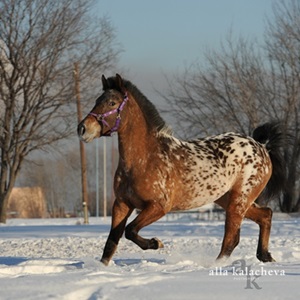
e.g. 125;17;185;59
153;238;164;249
257;252;275;263
100;258;110;266
149;238;164;249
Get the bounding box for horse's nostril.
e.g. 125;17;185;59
77;123;85;137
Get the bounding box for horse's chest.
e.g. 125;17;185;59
113;167;165;209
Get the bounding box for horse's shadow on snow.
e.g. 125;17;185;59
114;258;166;266
0;257;28;266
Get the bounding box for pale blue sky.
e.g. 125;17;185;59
95;0;274;105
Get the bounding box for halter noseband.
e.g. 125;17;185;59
88;92;128;136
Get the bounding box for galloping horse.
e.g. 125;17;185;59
78;74;285;266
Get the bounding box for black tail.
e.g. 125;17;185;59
252;122;286;200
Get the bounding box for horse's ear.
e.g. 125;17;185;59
116;73;126;93
102;75;109;90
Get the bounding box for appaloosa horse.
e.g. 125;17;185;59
77;74;285;266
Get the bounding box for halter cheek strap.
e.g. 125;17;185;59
89;92;129;136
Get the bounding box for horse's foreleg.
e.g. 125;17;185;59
217;207;243;260
245;203;275;262
216;190;246;260
125;201;165;250
101;199;133;266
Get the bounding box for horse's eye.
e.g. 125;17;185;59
109;101;116;107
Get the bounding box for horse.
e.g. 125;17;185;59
77;74;285;266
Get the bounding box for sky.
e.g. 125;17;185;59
95;0;274;107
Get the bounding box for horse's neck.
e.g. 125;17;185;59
117;104;158;172
117;126;157;171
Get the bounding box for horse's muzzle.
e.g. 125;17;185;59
77;118;101;142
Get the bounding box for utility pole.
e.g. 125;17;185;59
111;137;115;204
74;62;89;224
96;138;99;217
103;139;107;218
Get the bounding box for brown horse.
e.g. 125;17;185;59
77;74;285;266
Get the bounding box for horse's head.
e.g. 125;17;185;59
77;74;128;142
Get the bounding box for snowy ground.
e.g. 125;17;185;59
0;213;299;300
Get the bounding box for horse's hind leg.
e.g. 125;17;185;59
125;201;165;250
101;199;133;266
245;203;275;262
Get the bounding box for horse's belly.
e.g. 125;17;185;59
187;193;224;210
171;177;231;211
171;193;224;211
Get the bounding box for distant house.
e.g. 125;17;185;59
7;187;47;218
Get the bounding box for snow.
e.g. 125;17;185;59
0;213;299;300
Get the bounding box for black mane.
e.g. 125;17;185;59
105;76;171;134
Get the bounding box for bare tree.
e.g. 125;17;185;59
163;35;274;138
163;0;300;212
0;0;120;223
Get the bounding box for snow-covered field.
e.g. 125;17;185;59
0;213;299;300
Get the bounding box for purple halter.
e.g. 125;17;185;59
89;92;129;136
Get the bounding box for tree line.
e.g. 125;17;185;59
17;141;117;218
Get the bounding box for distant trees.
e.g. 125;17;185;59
163;0;300;212
18;144;117;218
0;0;120;223
19;150;83;218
